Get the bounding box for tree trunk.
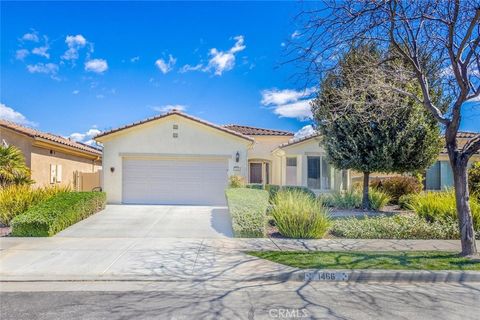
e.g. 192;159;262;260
362;172;370;210
452;159;478;256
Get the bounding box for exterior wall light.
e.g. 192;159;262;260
235;152;240;163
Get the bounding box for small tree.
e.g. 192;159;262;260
0;145;33;188
312;45;441;208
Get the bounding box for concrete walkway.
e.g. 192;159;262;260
0;237;471;281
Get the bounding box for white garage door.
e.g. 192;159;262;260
122;158;228;205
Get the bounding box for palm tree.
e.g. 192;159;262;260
0;145;33;188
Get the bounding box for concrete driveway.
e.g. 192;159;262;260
56;205;234;238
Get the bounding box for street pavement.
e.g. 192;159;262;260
1;280;479;320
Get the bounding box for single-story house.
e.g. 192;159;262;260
95;110;350;205
0;120;102;190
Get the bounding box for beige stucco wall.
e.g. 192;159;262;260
97;115;251;204
0;127;33;167
247;136;291;185
30;146;101;188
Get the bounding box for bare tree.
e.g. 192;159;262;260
289;0;480;255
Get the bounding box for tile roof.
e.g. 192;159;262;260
223;124;294;136
94;110;254;142
457;131;480;139
0;119;102;156
278;132;322;148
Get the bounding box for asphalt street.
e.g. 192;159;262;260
1;280;479;320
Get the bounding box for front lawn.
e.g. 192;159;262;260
249;251;480;270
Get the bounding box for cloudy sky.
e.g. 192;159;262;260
0;2;478;145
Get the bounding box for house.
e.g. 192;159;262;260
424;132;480;190
349;131;480;190
95;110;349;205
0;120;102;190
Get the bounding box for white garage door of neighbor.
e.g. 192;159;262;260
122;158;228;205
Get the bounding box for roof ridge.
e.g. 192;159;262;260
224;123;293;132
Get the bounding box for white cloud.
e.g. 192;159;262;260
62;34;87;60
96;94;105;99
68;128;101;146
294;125;316;139
272;100;314;120
0;103;36;126
152;104;187;113
130;56;140;62
15;49;29;60
32;46;50;58
280;42;286;47
72;90;80;95
180;35;246;76
85;59;108;73
261;87;316;106
26;63;59;75
21;31;39;42
179;63;203;73
155;55;176;74
205;35;246;76
261;87;316;120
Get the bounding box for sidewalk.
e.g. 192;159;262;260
0;238;477;282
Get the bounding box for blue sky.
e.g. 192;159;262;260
1;1;479;145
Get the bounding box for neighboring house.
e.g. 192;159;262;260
95;110;349;205
0;120;102;190
349;131;480;190
424;132;480;190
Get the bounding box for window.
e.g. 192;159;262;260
426;161;441;190
307;156;321;189
286;157;297;185
308;156;333;190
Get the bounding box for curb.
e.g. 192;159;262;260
1;270;480;283
248;269;480;283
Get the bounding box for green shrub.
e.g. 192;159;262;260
469;162;480;198
10;192;106;237
319;189;362;209
368;189;391;211
271;190;330;239
398;193;416;210
370;176;422;204
331;214;462;239
408;190;480;231
248;184;316;201
228;175;246;188
0;184;70;226
225;188;269;237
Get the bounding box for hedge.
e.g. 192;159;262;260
225;188;269;237
10;192;106;237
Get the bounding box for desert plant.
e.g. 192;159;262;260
408;190;480;232
0;145;33;188
0;184;70;226
368;189;391;211
225;188;269;237
271;190;330;239
320;189;362;209
11;191;106;237
370;176;422;204
228;175;246;188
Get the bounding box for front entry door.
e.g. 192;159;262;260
249;163;263;184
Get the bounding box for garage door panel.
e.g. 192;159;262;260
122;158;228;205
